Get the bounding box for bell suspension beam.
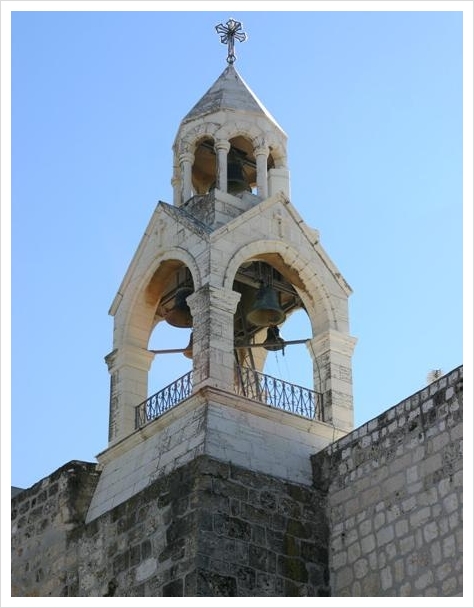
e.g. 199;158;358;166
148;338;310;355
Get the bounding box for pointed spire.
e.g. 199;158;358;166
181;64;284;133
181;19;284;131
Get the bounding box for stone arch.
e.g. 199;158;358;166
114;247;202;349
214;120;263;144
215;122;286;167
210;122;286;195
223;239;338;336
251;132;287;170
175;122;220;158
214;122;285;164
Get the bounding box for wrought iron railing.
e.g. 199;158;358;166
135;366;323;429
135;371;193;428
236;366;323;421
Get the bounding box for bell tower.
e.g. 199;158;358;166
87;19;356;523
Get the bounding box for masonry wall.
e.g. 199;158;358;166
312;365;463;596
11;367;463;597
12;455;329;597
11;461;100;596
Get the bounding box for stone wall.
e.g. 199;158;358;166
185;458;329;597
12;455;329;597
11;461;100;596
11;367;463;597
312;365;463;596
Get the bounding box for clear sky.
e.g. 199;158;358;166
3;3;471;492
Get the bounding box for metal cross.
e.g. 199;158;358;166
215;18;247;65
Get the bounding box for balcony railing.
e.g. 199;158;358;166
236;366;323;421
135;371;193;429
135;366;323;429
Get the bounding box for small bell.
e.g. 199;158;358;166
263;326;285;352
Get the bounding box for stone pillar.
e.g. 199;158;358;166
306;329;357;431
179;152;194;203
105;345;155;444
255;145;269;199
171;166;181;207
215;140;230;192
187;285;241;392
268;167;290;198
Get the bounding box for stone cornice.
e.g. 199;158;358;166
96;384;345;467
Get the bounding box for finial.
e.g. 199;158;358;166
215;18;247;65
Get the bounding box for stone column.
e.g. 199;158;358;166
187;285;241;392
268;167;290;198
215;140;231;192
105;345;155;445
171;166;181;207
179;152;194;203
306;329;357;431
255;145;269;199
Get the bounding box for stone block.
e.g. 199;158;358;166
443;493;459;514
277;556;308;583
361;534;375;554
380;565;393;591
196;569;237;596
376;525;394;547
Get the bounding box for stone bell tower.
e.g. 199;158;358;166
86;19;356;523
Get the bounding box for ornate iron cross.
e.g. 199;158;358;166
215;18;247;65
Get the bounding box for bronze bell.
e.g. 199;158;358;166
263;326;285;352
246;285;286;327
227;151;251;195
164;287;193;328
183;332;193;359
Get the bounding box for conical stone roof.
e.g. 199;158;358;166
181;65;285;134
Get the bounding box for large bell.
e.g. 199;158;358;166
227;152;251;195
183;332;193;359
263;326;285;352
246;285;286;327
164;287;193;328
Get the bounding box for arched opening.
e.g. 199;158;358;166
227;135;275;196
191;135;275;197
231;258;319;419
231;258;305;369
228;136;256;192
262;308;313;389
147;322;193;396
146;261;195;396
192;137;216;194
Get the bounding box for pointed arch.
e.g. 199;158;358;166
223;239;338;335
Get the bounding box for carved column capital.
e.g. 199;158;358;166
254;144;269;158
214;139;231;153
179;151;195;165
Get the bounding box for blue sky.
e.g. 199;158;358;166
3;4;471;491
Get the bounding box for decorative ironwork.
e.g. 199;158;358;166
134;366;322;429
135;371;193;428
215;18;247;64
236;366;323;421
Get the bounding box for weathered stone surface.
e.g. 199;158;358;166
12;368;462;597
312;366;463;597
12;454;329;597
